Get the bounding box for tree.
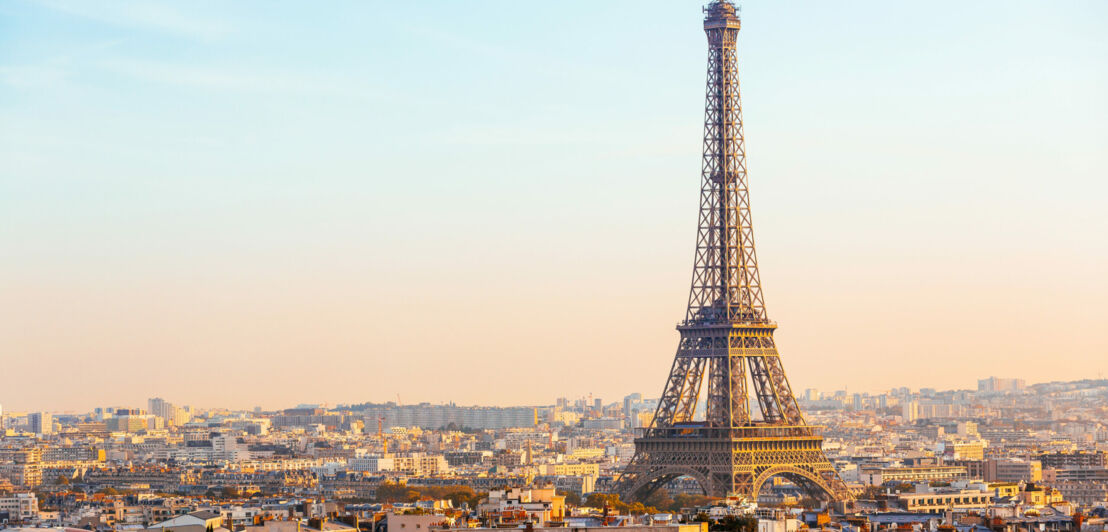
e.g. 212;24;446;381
563;491;581;506
443;487;477;508
711;516;758;532
584;493;630;514
797;496;821;510
375;481;414;503
859;486;884;500
55;476;70;486
671;493;714;512
641;489;674;512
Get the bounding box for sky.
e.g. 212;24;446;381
1;1;1106;413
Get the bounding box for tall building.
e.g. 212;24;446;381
148;397;191;426
29;412;53;435
902;400;919;423
622;393;643;430
615;1;850;502
149;397;169;419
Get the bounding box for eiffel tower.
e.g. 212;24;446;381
615;1;852;503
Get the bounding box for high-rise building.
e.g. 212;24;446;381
147;397;191;427
902;401;919;423
29;412;53;435
622;393;643;430
148;397;168;419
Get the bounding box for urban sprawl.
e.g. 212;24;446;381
1;377;1107;532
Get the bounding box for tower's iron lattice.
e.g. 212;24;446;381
615;1;852;503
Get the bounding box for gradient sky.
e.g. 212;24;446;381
1;1;1106;413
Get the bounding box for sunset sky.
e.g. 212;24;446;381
1;1;1106;413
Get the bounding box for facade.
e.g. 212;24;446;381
348;455;449;476
1048;481;1108;505
860;466;968;485
977;377;1026;394
0;493;38;522
986;459;1042;483
1043;468;1108;482
897;489;994;513
29;412;53;435
43;446;105;462
0;463;42;488
1038;451;1106;470
948;459;986;480
365;405;537;430
478;487;566;526
541;463;599;477
944;441;985;461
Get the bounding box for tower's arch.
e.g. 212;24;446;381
622;466;710;501
752;465;838;502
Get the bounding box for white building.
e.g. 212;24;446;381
348;454;448;476
0;493;39;522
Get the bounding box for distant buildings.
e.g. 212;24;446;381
28;412;53;435
977;376;1026;394
0;493;38;522
985;458;1042;483
149;397;193;427
355;403;538;430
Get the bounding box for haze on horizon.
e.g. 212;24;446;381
1;1;1106;413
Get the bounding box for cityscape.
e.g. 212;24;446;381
1;377;1107;531
2;2;1105;532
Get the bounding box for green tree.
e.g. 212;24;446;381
443;487;477;508
563;491;582;506
584;493;630;514
671;493;715;512
642;489;674;512
710;516;757;532
797;496;820;509
375;481;415;503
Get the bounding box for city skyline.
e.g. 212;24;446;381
2;1;1106;412
0;373;1091;415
